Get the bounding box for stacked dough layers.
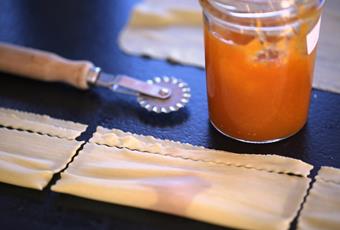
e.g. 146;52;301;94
53;126;313;230
0;108;85;190
90;126;313;176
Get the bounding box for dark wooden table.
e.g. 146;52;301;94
0;1;339;229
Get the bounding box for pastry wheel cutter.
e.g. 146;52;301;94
0;42;191;113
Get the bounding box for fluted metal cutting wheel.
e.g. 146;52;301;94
137;76;191;113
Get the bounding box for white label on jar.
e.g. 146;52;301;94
306;17;321;55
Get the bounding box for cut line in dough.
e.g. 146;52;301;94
297;166;340;230
90;126;313;176
52;143;310;230
0;128;83;190
0;107;88;139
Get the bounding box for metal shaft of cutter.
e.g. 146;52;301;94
89;68;171;99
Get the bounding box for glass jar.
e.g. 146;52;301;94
200;0;325;143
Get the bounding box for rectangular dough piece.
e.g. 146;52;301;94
0;107;88;139
0;128;83;190
52;143;310;230
90;126;313;176
298;166;340;230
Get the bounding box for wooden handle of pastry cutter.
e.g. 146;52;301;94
0;42;95;89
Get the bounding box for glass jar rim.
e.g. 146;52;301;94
200;0;325;35
201;0;325;20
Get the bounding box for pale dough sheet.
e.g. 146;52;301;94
298;166;340;230
0;128;83;190
52;143;310;230
313;0;340;94
90;126;313;176
118;0;204;67
0;107;87;139
119;0;340;94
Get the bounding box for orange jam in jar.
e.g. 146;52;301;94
200;0;324;143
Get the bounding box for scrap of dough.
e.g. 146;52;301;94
129;0;202;27
52;143;310;230
90;126;313;176
0;107;87;139
298;166;340;230
118;0;204;67
0;128;83;190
